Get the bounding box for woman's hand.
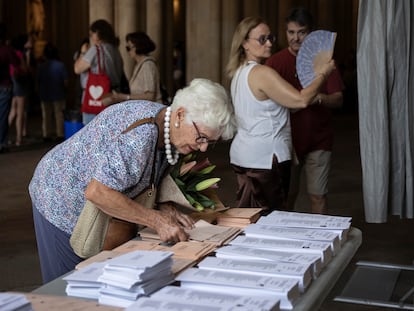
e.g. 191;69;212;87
159;203;195;229
153;204;195;243
101;92;117;106
102;92;130;106
85;179;192;243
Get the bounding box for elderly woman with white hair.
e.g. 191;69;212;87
29;78;236;283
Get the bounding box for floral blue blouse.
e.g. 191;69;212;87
29;101;168;235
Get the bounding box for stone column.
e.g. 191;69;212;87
221;0;241;88
316;0;335;29
277;0;291;48
89;0;114;24
186;0;221;83
114;0;138;78
146;0;162;63
243;0;260;18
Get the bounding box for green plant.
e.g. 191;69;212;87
170;153;221;211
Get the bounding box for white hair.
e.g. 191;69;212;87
170;78;236;140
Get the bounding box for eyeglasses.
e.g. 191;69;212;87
192;121;217;145
126;45;135;52
248;34;276;45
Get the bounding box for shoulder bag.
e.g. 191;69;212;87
81;44;111;115
70;117;158;258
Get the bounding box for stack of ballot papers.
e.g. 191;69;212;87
216;207;263;228
229;235;332;266
196;256;312;292
257;210;351;244
63;262;106;299
243;223;341;255
214;245;322;278
64;250;175;308
97;250;174;308
125;285;281;311
0;293;33;311
175;268;300;310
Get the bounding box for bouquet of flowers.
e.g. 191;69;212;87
158;153;224;211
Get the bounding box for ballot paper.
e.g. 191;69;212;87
197;256;311;292
230;235;332;266
0;292;33;311
63;262;106;299
148;285;281;311
98;250;173;289
176;268;300;310
96;250;175;308
124;296;278;311
243;224;341;255
214;245;322;278
257;211;351;243
98;274;174;308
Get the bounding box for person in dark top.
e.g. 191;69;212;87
0;23;20;152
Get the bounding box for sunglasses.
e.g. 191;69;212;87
192;121;217;145
126;45;135;52
248;34;276;45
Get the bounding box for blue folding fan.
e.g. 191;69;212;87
296;30;337;88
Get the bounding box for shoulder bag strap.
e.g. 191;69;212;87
121;117;157;186
121;117;155;134
96;45;106;74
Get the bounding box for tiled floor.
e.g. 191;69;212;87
1;110;414;310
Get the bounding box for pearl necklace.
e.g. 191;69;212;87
164;106;179;165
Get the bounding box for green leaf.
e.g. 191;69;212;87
185;193;196;205
174;178;186;187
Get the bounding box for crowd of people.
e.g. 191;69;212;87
0;7;346;283
0;27;67;148
0;18;168;146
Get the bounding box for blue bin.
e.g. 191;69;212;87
64;120;83;140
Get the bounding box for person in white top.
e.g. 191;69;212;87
226;16;335;214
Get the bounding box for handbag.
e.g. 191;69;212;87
70;117;158;258
81;44;111;115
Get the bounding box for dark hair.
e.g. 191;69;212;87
79;37;89;49
43;42;59;60
126;32;156;54
89;19;118;45
286;7;314;30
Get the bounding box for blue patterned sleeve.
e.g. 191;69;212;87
93;124;157;195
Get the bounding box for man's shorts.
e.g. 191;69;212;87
303;149;331;195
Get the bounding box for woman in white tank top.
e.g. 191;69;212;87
226;16;335;213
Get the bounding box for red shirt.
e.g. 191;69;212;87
0;44;19;87
266;48;344;159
